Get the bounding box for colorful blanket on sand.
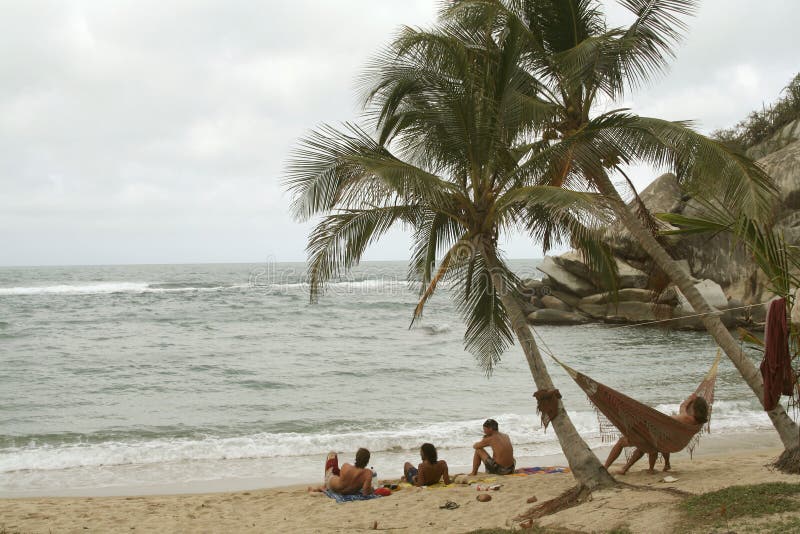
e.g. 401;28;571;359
512;466;571;475
323;490;383;503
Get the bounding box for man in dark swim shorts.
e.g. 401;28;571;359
469;419;516;476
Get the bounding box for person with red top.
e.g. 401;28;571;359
308;448;373;495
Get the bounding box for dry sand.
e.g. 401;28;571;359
1;434;798;533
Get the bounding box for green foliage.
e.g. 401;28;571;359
712;73;800;152
680;482;800;525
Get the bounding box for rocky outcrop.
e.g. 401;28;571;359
522;128;799;329
613;139;799;305
524;249;741;329
527;308;588;325
746;119;800;160
537;256;596;296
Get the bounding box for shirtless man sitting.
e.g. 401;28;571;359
605;394;709;475
309;448;374;495
469;419;515;476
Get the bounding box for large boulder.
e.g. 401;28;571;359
760;140;800;223
746;119;800;160
605;173;684;261
579;288;658;306
541;295;572;312
616;259;648;288
548;289;582;308
551;251;647;289
577;301;672;322
527;309;588;325
673;140;800;302
552;251;594;281
611;302;674;323
676;200;756;287
537;256;596;296
675;279;728;311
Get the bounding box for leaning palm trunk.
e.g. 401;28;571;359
594;175;800;449
482;244;616;489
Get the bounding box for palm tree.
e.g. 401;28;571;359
444;0;799;448
285;16;616;488
659;202;800;470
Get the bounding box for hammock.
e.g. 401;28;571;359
551;350;721;455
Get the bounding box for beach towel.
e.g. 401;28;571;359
323;489;383;503
760;297;794;410
512;466;570;475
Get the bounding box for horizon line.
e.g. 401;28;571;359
0;257;545;269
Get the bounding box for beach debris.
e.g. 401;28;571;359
526;496;538;503
662;476;679;483
476;494;492;502
476;483;502;491
519;519;533;528
371;520;378;530
439;501;460;510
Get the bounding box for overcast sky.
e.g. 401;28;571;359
1;0;798;267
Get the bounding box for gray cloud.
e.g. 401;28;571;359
1;1;797;266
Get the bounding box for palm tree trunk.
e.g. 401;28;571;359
594;175;800;449
481;244;616;489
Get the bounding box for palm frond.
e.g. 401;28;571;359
446;243;517;374
285;123;460;220
617;115;779;220
409;210;465;292
411;239;461;325
613;0;697;91
495;184;611;220
306;205;422;302
566;219;621;293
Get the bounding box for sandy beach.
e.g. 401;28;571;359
2;431;797;533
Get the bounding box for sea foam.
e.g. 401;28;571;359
0;406;771;475
0;282;245;296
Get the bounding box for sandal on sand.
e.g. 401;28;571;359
439;501;460;510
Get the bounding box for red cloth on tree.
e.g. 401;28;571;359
760;297;794;410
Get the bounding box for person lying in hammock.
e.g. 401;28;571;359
604;394;709;475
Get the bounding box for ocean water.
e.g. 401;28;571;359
0;260;772;496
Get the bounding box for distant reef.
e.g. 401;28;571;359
523;120;800;330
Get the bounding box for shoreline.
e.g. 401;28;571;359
0;428;779;500
1;431;795;533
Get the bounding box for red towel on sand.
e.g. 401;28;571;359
760;298;794;410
